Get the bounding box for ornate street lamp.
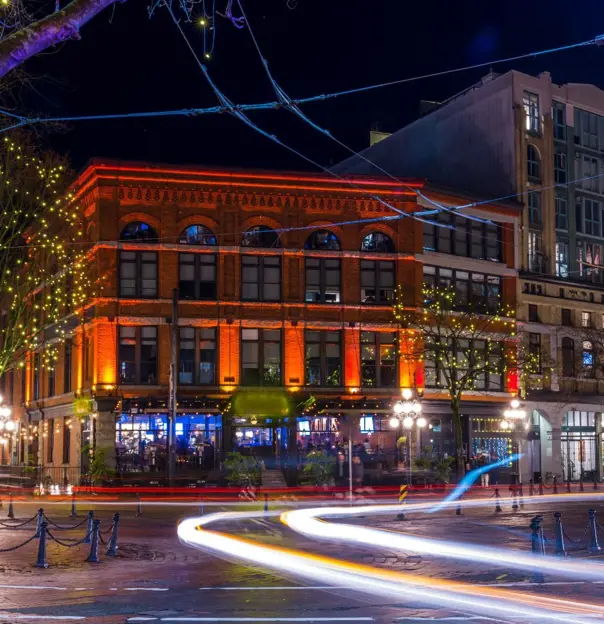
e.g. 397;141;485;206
390;390;425;486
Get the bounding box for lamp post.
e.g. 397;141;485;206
499;399;527;483
390;389;425;487
0;396;14;464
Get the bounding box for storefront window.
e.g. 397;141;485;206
234;427;273;447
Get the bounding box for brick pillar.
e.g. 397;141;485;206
284;324;304;387
344;327;360;389
219;324;240;385
95;411;116;469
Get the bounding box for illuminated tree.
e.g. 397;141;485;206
394;282;520;477
0;132;95;385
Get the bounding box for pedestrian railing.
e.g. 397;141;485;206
0;506;120;568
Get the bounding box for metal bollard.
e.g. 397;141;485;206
511;486;519;512
566;479;571;494
456;493;462;516
518;483;524;509
594;476;599;491
84;511;94;545
529;479;534;496
530;515;545;583
85;519;101;563
35;521;49;568
36;508;44;538
264;493;269;515
494;488;502;513
580;476;585;492
539;477;544;496
70;491;77;518
106;513;120;557
588;509;601;553
136;496;142;517
199;500;204;516
7;493;14;518
553;476;558;494
554;512;567;557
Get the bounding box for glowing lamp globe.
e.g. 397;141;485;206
411;401;422;414
511;399;520;409
389;417;400;429
416;417;427;428
401;388;413;401
4;421;15;432
393;401;404;415
402;416;414;429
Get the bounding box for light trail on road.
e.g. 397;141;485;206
177;510;604;623
281;503;604;583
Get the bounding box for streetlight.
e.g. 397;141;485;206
391;389;424;486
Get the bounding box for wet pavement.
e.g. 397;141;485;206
0;494;602;622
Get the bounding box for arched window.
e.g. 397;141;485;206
562;337;575;377
120;221;158;242
179;225;217;246
179;226;217;300
527;144;541;180
241;225;281;248
361;232;395;253
305;229;340;251
119;221;158;298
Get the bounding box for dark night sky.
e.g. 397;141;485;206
18;0;604;172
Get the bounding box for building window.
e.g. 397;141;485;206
555;196;568;230
121;222;158;241
582;341;594;376
33;353;40;401
48;363;55;398
305;258;341;303
179;253;217;300
361;260;394;304
241;256;281;301
305;230;340;251
62;418;70;464
305;331;341;386
361;232;394;253
242;226;281;248
361;332;396;388
47;418;54;463
527;231;543;273
554;151;567;184
561;308;572;326
63;339;72;393
421;213;501;262
555;240;569;278
118;326;158;385
425;338;503;390
119;250;158;298
529;333;541;373
241;328;281;386
423;266;502;314
576;155;601;193
577;241;603;282
528;304;539;322
582;311;592;327
528;192;542;226
584;198;601;236
527;144;541;180
179;327;216;385
575;108;601;150
562;337;575;377
523;91;540;133
179;224;217;245
552;101;566;140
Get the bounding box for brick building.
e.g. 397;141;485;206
5;160;521;485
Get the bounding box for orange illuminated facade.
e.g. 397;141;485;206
7;160;522;481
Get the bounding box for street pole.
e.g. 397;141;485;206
407;430;412;487
348;435;353;505
168;288;179;488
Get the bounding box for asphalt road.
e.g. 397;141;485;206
0;494;603;623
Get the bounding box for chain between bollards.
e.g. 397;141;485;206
589;509;601;553
554;512;567;557
106;513;120;557
35;522;48;568
85;519;101;563
7;493;14;519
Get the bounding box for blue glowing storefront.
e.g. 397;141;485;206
115;412;222;471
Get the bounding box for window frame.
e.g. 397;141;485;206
305;257;341;304
555;239;569;278
528;191;542;227
62;418;70;464
63;339;72;394
360;259;395;304
554;150;567;184
305;330;342;387
360;331;397;388
555;196;568;230
527;144;541;181
552;100;566;140
561;337;575;377
241;255;282;302
178;327;217;386
118;326;158;385
523;91;540;134
528;332;542;373
178;252;217;300
241;328;282;387
119;249;158;299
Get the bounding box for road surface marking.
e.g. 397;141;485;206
109;587;170;591
484;581;587;587
127;619;375;623
0;616;85;621
0;585;69;591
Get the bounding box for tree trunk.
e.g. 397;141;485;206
0;0;121;80
451;398;465;479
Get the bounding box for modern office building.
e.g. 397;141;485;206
335;69;604;482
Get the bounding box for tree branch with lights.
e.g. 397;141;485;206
0;132;95;390
393;281;525;477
